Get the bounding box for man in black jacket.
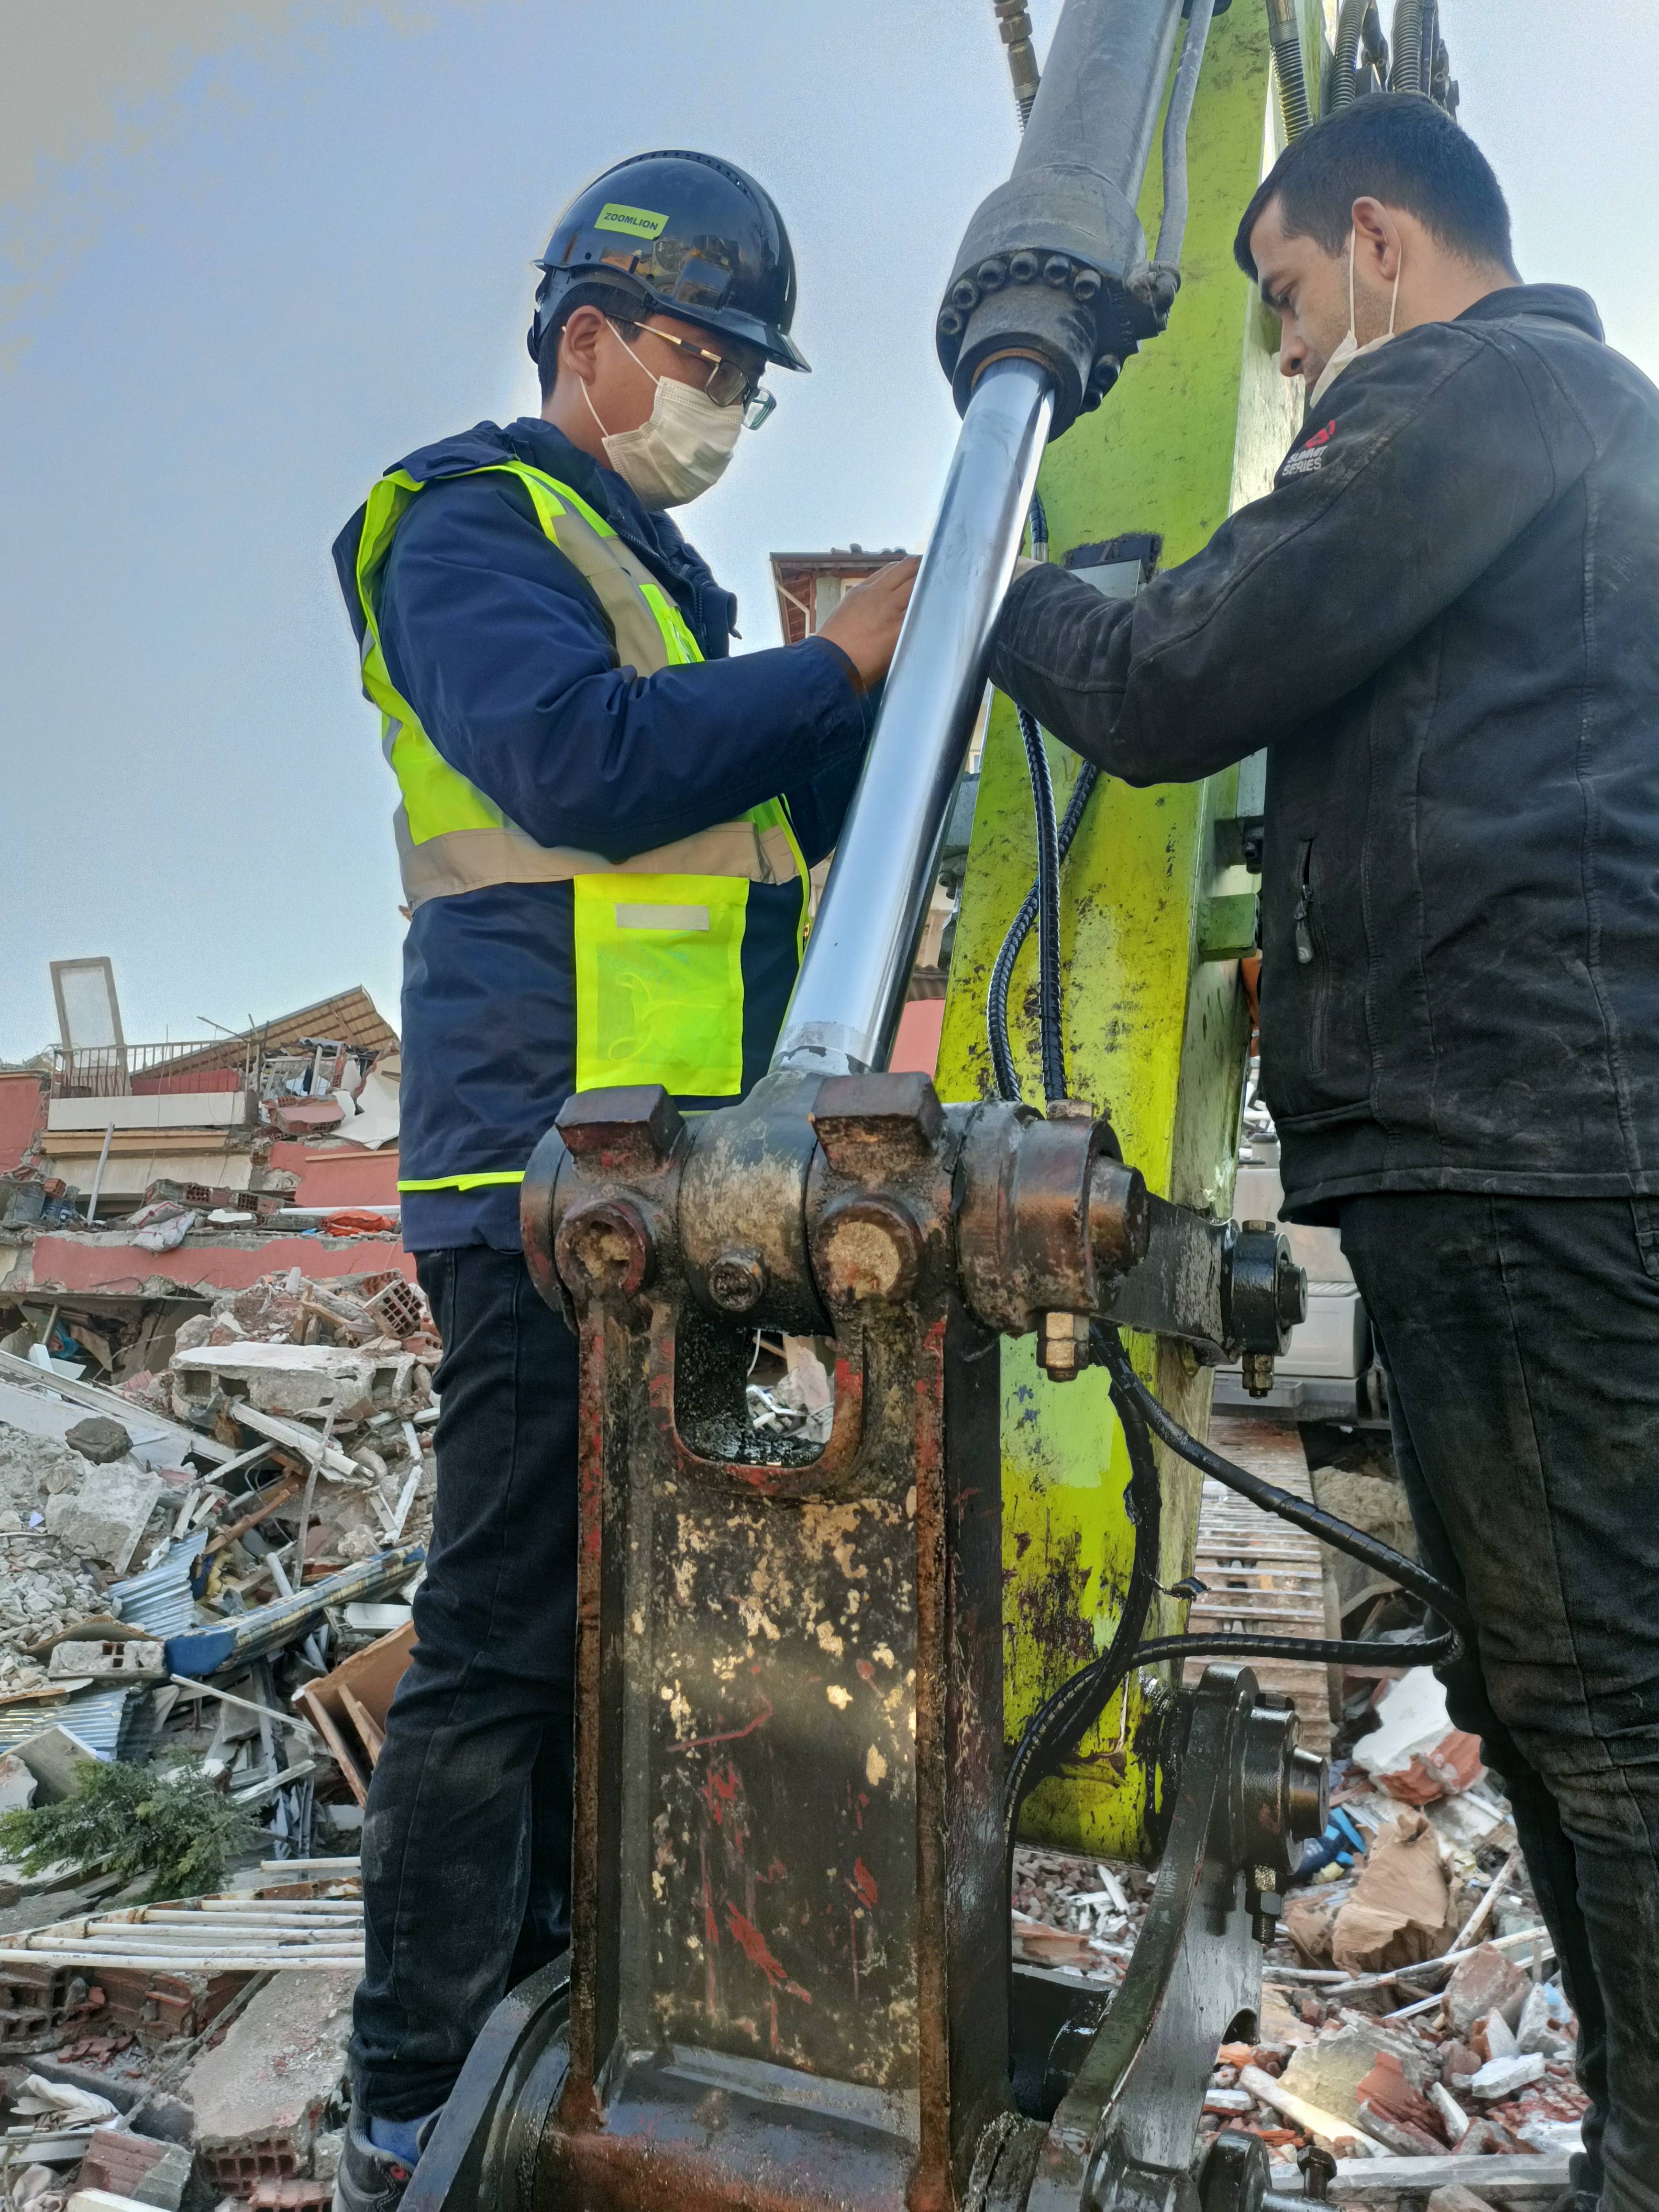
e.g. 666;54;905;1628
989;96;1659;2212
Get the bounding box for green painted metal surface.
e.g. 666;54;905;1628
934;0;1319;1856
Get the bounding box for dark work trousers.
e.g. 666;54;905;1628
1341;1195;1659;2212
350;1247;579;2122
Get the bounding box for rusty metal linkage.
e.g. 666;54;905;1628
405;1071;1313;2212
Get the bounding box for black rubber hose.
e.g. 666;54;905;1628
1330;0;1369;106
988;489;1083;1107
1019;706;1068;1105
999;1320;1467;1849
1091;1323;1472;1642
987;763;1099;1103
1264;0;1314;139
1390;0;1426;93
1152;0;1218;279
1133;1626;1460;1670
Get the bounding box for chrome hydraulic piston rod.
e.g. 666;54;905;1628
772;0;1187;1084
773;356;1052;1079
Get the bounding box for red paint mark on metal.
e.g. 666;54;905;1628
847;1858;878;1909
849;1906;860;2005
855;1658;876;1686
723;1904;812;2007
701;1761;740;1825
673;1694;774;1753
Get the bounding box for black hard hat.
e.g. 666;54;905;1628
528;150;809;374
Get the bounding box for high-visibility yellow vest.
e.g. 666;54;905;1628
351;459;807;1195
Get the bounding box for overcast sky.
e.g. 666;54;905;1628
2;0;1654;1059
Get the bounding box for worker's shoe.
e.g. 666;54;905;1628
332;2110;441;2212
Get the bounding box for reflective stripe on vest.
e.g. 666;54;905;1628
354;457;809;1194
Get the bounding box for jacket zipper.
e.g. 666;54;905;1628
1294;839;1316;966
1293;836;1328;1075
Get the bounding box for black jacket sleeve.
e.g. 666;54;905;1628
989;318;1585;785
374;471;873;860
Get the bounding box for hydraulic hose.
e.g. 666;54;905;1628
1092;1324;1471;1640
1331;0;1388;107
986;493;1098;1105
1152;0;1218;287
1018;707;1068;1106
1001;1319;1467;1853
1389;0;1426;92
987;763;1100;1102
1263;0;1313;139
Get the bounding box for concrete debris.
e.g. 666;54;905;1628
1282;2017;1431;2124
184;1969;354;2200
44;1468;165;1578
60;1427;131;1471
46;1648;166;1689
1469;2050;1547;2101
1005;1759;1590;2180
169;1348;422;1427
1354;1673;1485;1806
1442;1942;1531;2041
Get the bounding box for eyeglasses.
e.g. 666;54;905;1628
621;322;776;429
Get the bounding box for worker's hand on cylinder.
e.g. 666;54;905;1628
818;555;921;690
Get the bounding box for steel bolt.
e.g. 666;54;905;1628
1240;1350;1275;1399
951;276;980;312
1008;249;1040;283
1038;1311;1090;1382
1071;267;1102;302
937;307;963;339
556;1198;652;1301
817;1197;922;1305
976;257;1009;292
1043;254;1072;287
1297;2144;1338;2201
707;1250;766;1314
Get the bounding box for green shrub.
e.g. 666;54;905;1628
0;1759;254;1902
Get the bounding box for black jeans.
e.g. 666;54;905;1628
350;1247;579;2121
1341;1195;1659;2212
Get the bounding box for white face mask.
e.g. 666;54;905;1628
583;325;742;509
1307;228;1402;408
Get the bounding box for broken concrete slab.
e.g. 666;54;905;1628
43;1462;164;1574
184;1969;355;2200
170;1346;417;1424
47;1642;166;1686
1515;1979;1572;2058
63;1420;132;1467
1282;2016;1434;2127
1470;2049;1546;2101
1442;1941;1530;2041
11;1722;99;1802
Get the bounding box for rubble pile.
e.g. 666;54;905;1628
0;1259;440;2201
1013;1675;1589;2189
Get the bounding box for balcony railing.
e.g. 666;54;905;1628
48;1043;254;1102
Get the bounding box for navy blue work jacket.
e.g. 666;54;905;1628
333;418;874;1250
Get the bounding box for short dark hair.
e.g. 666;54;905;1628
534;283;641;400
1234;95;1518;283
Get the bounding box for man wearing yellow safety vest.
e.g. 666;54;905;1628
330;149;917;2210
